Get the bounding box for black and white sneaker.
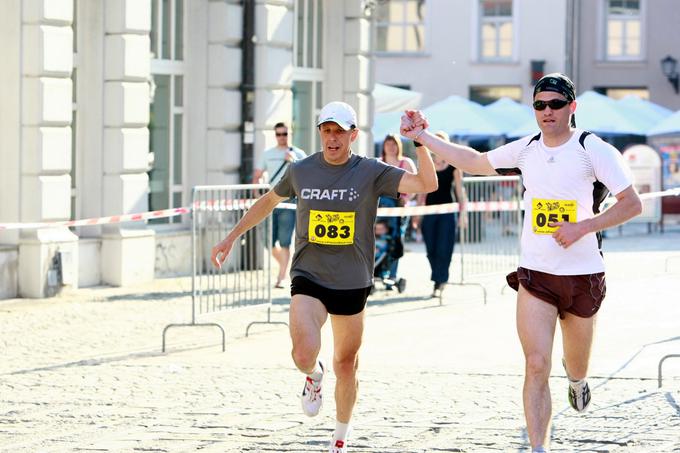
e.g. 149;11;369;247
563;358;591;412
567;380;591;412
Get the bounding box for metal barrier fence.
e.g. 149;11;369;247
162;184;286;352
451;175;523;303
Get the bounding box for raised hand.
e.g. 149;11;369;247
408;110;428;130
400;110;429;140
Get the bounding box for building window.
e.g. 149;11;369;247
293;0;324;154
294;0;322;68
479;0;513;61
605;0;642;60
292;80;322;154
375;0;426;53
469;85;522;105
595;87;649;100
149;0;184;224
151;0;183;61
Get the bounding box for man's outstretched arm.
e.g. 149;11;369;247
397;144;438;195
211;189;287;268
400;110;497;176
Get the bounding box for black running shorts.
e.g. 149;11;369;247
291;276;371;316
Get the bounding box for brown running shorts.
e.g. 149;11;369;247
506;267;606;319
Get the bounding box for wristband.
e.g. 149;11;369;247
414;129;426;140
414;141;423;147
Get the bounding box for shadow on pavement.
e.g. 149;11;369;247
102;291;190;302
2;343;219;377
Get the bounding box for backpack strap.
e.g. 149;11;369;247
579;131;608;253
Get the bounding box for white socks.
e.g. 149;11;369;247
333;421;350;441
569;377;587;392
307;361;323;381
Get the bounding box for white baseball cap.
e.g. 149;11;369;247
316;101;357;131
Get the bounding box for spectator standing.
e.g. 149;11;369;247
377;134;416;283
253;122;307;288
417;131;467;297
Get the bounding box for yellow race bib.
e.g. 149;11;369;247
531;199;577;234
308;209;355;245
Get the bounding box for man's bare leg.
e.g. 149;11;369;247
516;286;558;449
560;312;596;413
560;313;596;380
289;294;328;373
330;311;365;423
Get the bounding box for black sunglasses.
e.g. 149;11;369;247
533;99;571;111
275;132;288;137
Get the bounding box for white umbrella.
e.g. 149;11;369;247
484;97;534;135
647;109;680;137
372;110;405;144
617;95;673;133
373;83;422;114
423;95;504;138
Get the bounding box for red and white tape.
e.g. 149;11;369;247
0;207;190;231
0;188;678;230
377;187;680;217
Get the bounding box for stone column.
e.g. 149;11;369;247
344;1;374;155
206;0;243;184
323;0;374;156
18;0;79;298
253;1;295;159
0;0;22;298
100;0;155;286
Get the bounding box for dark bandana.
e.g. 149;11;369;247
534;73;577;126
534;73;576;102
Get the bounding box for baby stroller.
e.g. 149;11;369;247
372;220;406;293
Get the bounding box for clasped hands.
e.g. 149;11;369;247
400;110;429;140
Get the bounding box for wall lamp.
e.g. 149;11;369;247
363;0;388;18
661;55;679;94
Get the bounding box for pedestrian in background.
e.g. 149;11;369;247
417;131;467;298
377;134;415;285
400;73;642;452
252;122;307;288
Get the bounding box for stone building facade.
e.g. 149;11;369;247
0;0;375;298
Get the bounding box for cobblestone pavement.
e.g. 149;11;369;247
1;227;679;452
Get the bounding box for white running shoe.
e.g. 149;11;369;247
568;380;591;412
300;361;324;417
562;358;591;412
329;438;348;453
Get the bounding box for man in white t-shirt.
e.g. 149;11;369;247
253;122;307;288
400;74;642;453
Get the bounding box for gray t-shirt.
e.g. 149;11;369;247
274;152;405;289
255;145;307;185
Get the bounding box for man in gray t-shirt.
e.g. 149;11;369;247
274;152;402;290
212;101;436;453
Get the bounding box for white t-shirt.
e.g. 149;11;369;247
255;145;307;185
486;129;633;275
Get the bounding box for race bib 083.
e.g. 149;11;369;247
308;209;355;245
531;199;577;234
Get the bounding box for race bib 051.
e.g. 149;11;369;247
531;199;577;234
308;209;355;245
